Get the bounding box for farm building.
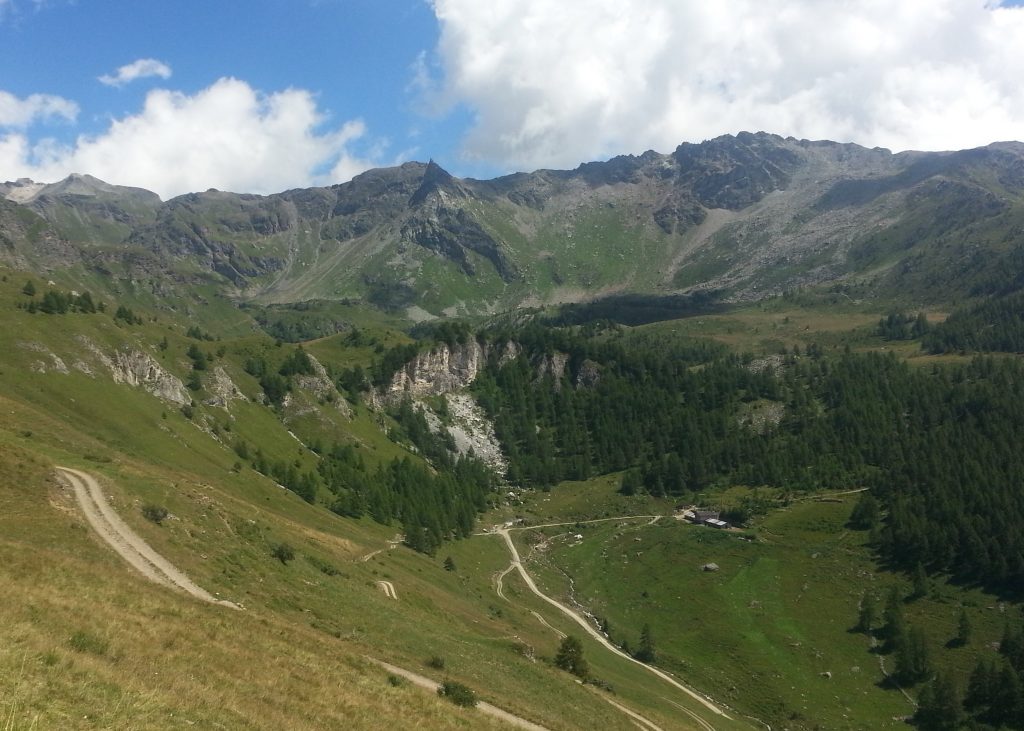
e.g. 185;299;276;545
685;509;720;524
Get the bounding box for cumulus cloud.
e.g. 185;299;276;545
429;0;1024;170
98;58;173;87
0;77;374;198
0;90;78;127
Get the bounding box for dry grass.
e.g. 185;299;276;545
0;447;514;731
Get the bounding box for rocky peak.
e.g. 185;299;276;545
409;160;461;207
672;131;805;209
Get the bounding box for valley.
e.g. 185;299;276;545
3;134;1024;730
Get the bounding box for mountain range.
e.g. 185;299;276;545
4;131;1024;320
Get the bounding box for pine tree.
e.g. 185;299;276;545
554;635;588;678
21;279;35;296
635;623;656;664
855;592;876;634
913;671;963;731
187;370;202;391
954;608;972;647
894;625;932;686
910;562;929;600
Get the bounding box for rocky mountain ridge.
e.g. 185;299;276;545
5;132;1024;316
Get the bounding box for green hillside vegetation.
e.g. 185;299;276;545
476;321;1024;590
923;291;1024;353
0;267;741;730
4;246;1024;729
499;480;1017;730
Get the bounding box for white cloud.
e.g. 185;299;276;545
0;90;78;127
98;58;173;87
429;0;1024;170
0;78;374;198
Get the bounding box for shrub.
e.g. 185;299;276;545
425;655;445;670
437;681;477;707
271;542;295;564
141;504;169;525
306;555;341;576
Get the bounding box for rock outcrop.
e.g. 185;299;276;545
293;354;351;418
109;349;190;405
383;340;518;402
204;366;246;408
75;336;189;405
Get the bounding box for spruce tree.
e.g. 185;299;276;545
994;661;1024;727
964;659;996;716
848;492;880;530
882;585;906;651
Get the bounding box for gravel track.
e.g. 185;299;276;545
56;466;240;609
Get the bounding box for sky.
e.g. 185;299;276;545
2;0;1024;199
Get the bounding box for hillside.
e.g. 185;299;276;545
4;133;1024;731
0;269;756;730
6;133;1024;321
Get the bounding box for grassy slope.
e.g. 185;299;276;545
0;269;696;731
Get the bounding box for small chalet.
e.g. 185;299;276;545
687;509;720;524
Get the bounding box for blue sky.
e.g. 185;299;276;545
3;0;1024;198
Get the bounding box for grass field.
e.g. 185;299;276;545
500;478;1013;730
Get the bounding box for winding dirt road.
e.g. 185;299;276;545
57;466;556;729
495;527;729;723
55;466;240;609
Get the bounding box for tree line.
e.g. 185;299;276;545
473;324;1024;590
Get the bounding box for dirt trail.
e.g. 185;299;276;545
55;467;240;610
496;528;729;722
376;580;398;600
367;658;550;731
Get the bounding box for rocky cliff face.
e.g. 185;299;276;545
71;336;190;405
384;340;495;402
